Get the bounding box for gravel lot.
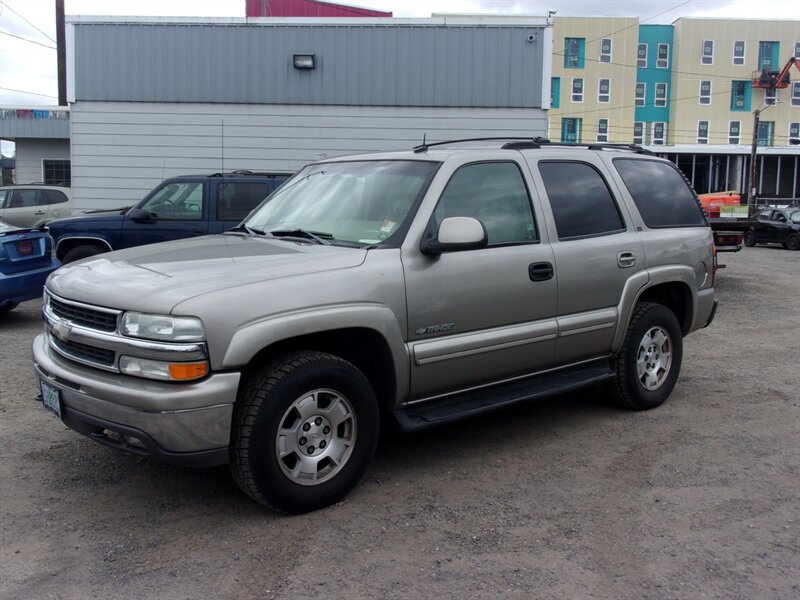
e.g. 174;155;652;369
1;247;798;600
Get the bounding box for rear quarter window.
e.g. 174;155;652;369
613;158;707;228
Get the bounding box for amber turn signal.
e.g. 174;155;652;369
168;362;209;380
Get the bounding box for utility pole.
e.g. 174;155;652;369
56;0;66;106
747;108;760;217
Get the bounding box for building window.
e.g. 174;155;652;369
697;121;709;144
758;41;779;70
635;82;646;106
733;40;745;66
597;118;609;142
561;118;582;143
42;159;71;186
571;78;584;102
757;121;773;146
637;43;647;68
564;38;585;68
551;77;560;108
728;121;741;144
633;122;644;144
651;122;666;145
730;80;751;111
701;40;714;65
699;80;712;105
792;82;800;106
788;122;799;144
600;38;612;63
656;43;669;68
654;83;668;107
765;87;777;106
598;78;610;103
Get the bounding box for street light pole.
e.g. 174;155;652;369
748;108;760;217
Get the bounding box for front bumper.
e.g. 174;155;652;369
32;334;240;466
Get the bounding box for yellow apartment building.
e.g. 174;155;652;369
549;16;639;144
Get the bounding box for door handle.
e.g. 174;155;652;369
529;262;554;282
192;228;207;234
34;210;46;215
617;251;637;268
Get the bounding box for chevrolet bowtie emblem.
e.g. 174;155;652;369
52;320;72;342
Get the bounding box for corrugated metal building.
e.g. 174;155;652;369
66;16;551;211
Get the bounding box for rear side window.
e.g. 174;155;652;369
614;159;706;228
9;189;40;209
538;161;625;240
41;189;69;205
218;182;271;221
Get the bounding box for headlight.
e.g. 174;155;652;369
120;312;205;342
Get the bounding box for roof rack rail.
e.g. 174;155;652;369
412;137;551;153
501;141;654;155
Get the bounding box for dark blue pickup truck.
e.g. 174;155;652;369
49;171;290;263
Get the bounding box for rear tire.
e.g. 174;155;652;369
230;351;379;514
607;302;683;411
743;229;756;247
62;244;105;264
787;233;800;251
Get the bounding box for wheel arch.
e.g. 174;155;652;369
613;266;697;352
222;305;409;415
55;236;113;261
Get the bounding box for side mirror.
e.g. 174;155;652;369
127;208;155;223
421;216;488;255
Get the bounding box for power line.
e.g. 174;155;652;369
0;86;58;99
0;30;56;49
0;0;57;44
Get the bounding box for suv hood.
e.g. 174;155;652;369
47;234;367;312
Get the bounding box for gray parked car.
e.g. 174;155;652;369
0;184;72;228
32;139;718;513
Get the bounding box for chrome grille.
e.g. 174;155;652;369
51;337;116;367
49;295;119;332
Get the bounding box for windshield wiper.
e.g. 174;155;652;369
228;224;265;237
271;229;333;245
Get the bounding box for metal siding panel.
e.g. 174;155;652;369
73;23;544;108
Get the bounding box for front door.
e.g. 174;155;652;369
403;160;558;401
121;180;208;248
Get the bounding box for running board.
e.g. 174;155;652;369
393;359;615;432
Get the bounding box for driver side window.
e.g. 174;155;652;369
432;162;538;245
140;182;205;220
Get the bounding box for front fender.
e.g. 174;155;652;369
220;302;410;404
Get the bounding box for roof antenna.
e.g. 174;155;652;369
221;118;225;174
422;132;427;147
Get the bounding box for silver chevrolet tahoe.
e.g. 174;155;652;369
33;139;718;513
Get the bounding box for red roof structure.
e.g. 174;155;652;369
246;0;392;17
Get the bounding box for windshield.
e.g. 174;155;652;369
243;160;439;246
790;210;800;224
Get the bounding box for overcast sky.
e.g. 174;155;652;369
1;0;799;154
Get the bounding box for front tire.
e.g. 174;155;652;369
607;302;683;411
786;233;800;251
743;229;756;247
62;244;105;264
0;302;19;314
230;351;379;514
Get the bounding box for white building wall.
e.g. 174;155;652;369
69;101;548;211
14;139;70;184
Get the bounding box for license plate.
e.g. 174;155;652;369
17;240;33;256
40;380;62;418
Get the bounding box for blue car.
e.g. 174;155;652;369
0;219;60;313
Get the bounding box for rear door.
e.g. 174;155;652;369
40;188;71;223
120;180;208;248
526;155;645;364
